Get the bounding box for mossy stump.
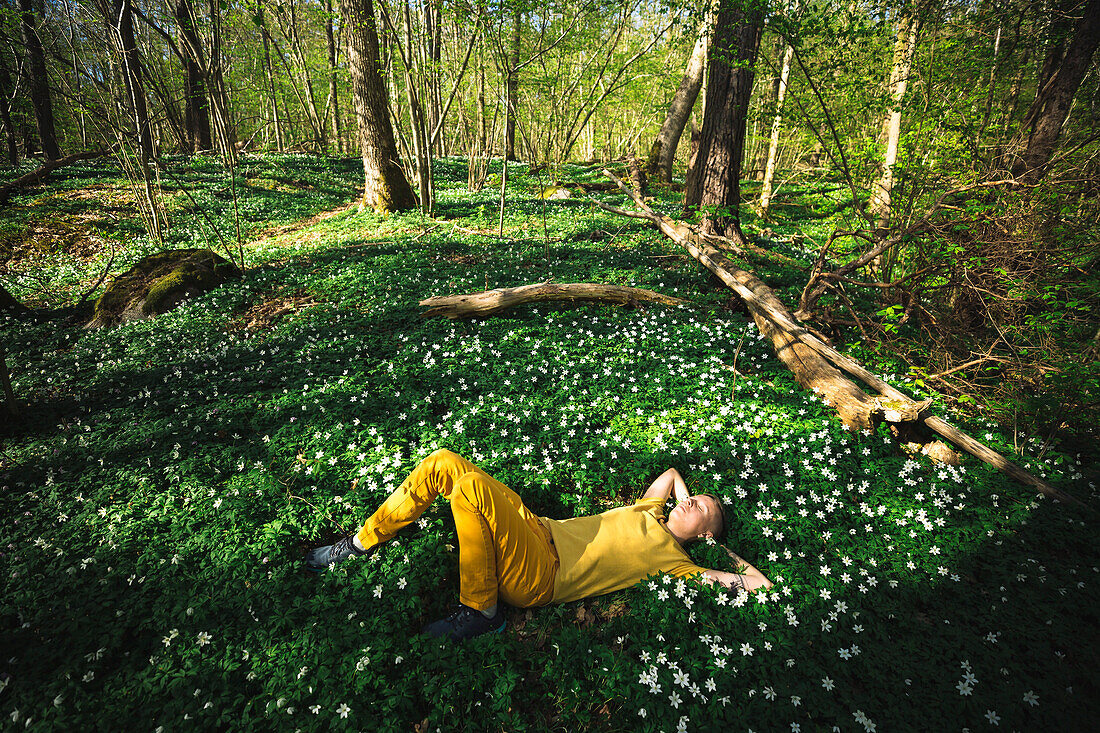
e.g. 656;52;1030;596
86;249;241;329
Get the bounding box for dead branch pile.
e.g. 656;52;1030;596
596;170;1080;507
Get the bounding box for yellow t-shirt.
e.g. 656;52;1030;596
541;497;706;604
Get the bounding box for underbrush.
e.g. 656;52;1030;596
1;157;1097;731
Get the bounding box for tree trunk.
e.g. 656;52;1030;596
868;10;919;231
111;0;157;171
420;282;685;319
0;342;18;419
976;21;1006;148
751;35;784;180
17;0;61;160
62;0;87;148
175;0;212;152
758;43;793;216
141;62;190;153
324;0;343;154
505;9;521;161
0;50;18;164
683;0;764;241
206;0;236;159
341;0;417;212
398;0;433;213
646;12;710;185
257;0;284;151
1007;0;1100;184
285;0;326;149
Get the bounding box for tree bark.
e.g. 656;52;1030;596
868;10;919;231
17;0;61;160
341;0;417;212
505;8;521;161
284;0;326;149
683;0;764;241
111;0;155;163
324;0;343;154
420;282;685;319
1007;0;1100;184
174;0;212;152
646;12;710;185
0;50;18;164
256;0;284;151
750;35;783;180
0;342;18;419
206;0;236;159
758;43;793;216
397;0;433;212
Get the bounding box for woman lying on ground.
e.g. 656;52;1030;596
306;449;773;641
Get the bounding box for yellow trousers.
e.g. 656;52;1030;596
356;449;558;610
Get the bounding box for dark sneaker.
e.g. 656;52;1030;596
305;535;368;572
422;605;506;641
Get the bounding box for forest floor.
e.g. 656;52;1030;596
1;155;1097;732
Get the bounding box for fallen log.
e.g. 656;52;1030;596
599;169;1081;507
0;150;108;204
419;282;685;319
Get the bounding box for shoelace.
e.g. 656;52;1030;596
331;535;356;559
445;606;473;624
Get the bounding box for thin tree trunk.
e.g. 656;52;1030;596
112;0;155;163
1007;0;1100;183
0;342;18;419
505;9;521;161
324;0;343;154
257;0;284;151
998;45;1030;142
0;50;18;164
175;0;212;152
683;0;764;241
758;43;793;216
341;0;417;212
976;22;1004;148
142;62;189;153
108;0;161;241
398;0;432;212
17;0;61;160
751;35;784;179
868;11;919;231
286;0;326;149
647;11;710;184
206;0;236;159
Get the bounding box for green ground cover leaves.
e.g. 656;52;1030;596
1;157;1097;731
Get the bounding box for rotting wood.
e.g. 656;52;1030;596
0;150;107;204
598;169;1082;507
419;282;684;320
